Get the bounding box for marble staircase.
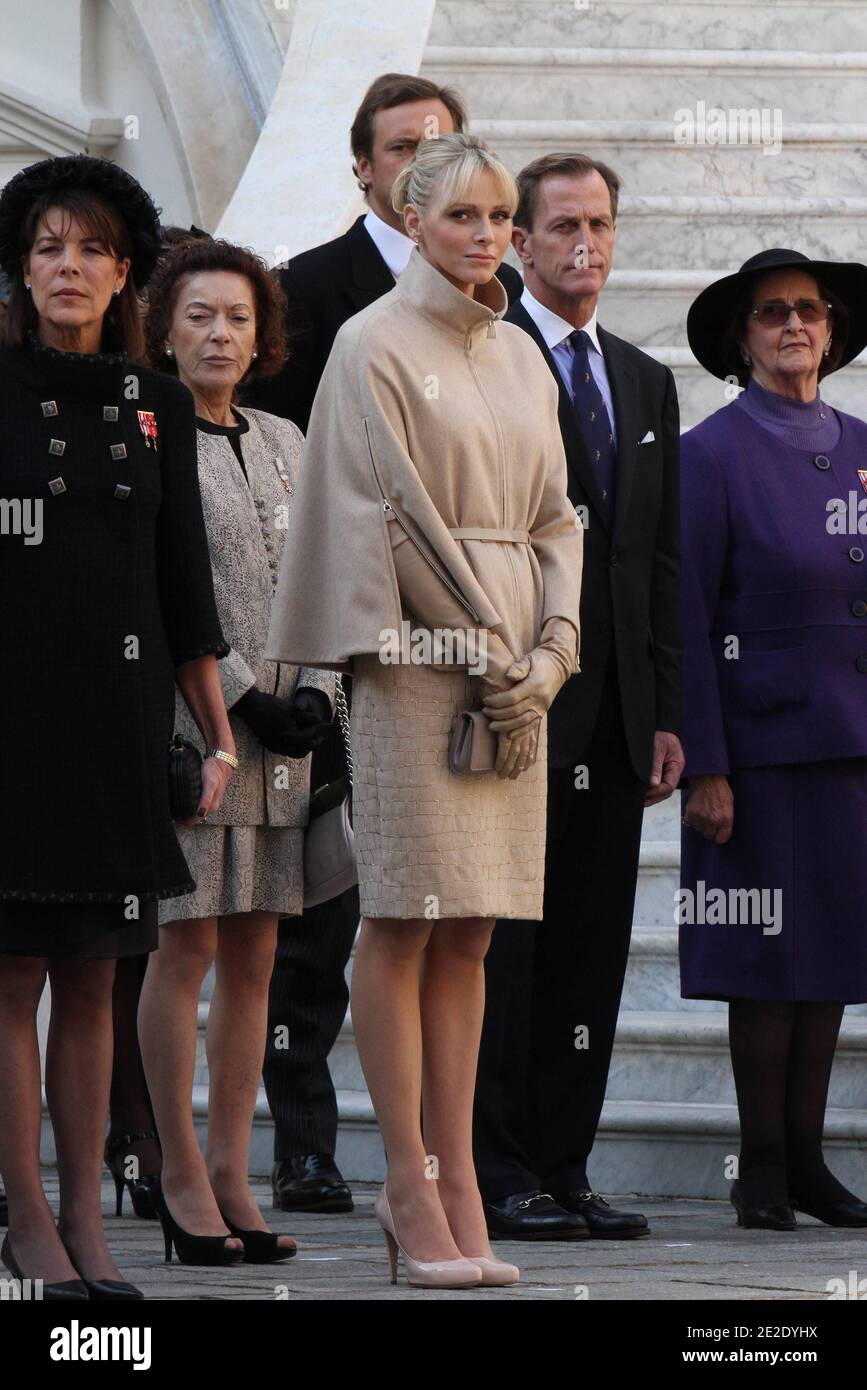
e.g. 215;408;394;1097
186;0;867;1197
423;0;867;431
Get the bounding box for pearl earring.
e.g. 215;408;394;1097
824;340;832;357
251;350;258;360
164;344;174;357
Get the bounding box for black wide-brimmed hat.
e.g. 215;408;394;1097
0;154;162;287
687;248;867;381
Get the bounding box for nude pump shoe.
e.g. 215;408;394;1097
464;1255;520;1287
374;1187;483;1289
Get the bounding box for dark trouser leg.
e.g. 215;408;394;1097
473;916;539;1202
263;885;359;1159
529;711;646;1194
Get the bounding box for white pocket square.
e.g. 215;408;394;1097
639;430;655;444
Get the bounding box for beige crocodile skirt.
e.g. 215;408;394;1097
350;651;547;921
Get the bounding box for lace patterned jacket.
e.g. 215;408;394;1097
173;407;335;827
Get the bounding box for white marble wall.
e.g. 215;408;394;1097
217;0;436;261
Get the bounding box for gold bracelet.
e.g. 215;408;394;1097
206;747;239;770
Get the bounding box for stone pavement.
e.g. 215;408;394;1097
34;1174;867;1301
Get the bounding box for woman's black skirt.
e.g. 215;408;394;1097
0;898;158;959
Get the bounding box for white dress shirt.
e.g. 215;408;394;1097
363;208;415;280
519;285;617;447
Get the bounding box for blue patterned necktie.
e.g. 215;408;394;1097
569;330;617;524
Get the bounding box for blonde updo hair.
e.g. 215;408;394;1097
391;132;518;224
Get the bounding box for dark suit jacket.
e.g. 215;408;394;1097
244;215;524;433
505;301;682;781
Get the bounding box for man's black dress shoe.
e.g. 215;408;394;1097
730;1181;796;1231
790;1193;867;1228
554;1190;650;1239
484;1191;590;1240
272;1155;354;1213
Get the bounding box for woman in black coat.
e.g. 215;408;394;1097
0;156;238;1298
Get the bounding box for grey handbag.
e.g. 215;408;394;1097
303;677;358;908
448;709;498;774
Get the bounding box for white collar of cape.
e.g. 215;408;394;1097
395;246;509;346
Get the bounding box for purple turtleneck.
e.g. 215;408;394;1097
735;376;842;450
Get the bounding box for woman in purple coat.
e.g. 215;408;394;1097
679;248;867;1230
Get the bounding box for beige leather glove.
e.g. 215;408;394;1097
390;530;519;685
495;722;541;780
482;618;578;735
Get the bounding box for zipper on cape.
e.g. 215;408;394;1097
362;418;483;625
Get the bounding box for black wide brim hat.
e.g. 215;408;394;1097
687;247;867;380
0;154;162;287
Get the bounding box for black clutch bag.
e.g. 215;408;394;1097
168;734;203;820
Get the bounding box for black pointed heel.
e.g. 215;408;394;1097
84;1278;144;1300
730;1180;796;1231
1;1234;90;1301
219;1209;298;1264
790;1192;867;1227
104;1130;160;1220
152;1186;245;1267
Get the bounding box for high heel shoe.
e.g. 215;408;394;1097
218;1208;298;1264
463;1255;520;1287
790;1191;867;1228
104;1130;160;1220
152;1185;245;1267
730;1181;796;1231
374;1187;482;1289
83;1279;144;1300
1;1234;89;1301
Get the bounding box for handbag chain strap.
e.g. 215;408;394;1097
334;676;353;788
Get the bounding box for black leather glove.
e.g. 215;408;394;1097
232;687;318;757
281;688;333;755
292;688;333;737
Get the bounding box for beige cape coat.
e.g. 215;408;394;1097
265;248;582;675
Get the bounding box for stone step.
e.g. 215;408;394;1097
428;0;867;53
606;195;867;269
471;119;867;200
196;972;867;1103
622;930;716;1012
601;272;718;348
423;46;867;124
171;1088;867;1195
607;1011;867;1107
634;840;680;931
589;1100;867;1198
621;931;867;1018
656;349;867;429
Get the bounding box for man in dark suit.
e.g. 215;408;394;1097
473;154;684;1239
247;73;522;1214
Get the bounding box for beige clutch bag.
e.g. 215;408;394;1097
448;710;497;774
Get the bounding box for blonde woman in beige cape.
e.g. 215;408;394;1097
266;134;583;1289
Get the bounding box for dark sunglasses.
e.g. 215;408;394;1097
750;298;832;327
